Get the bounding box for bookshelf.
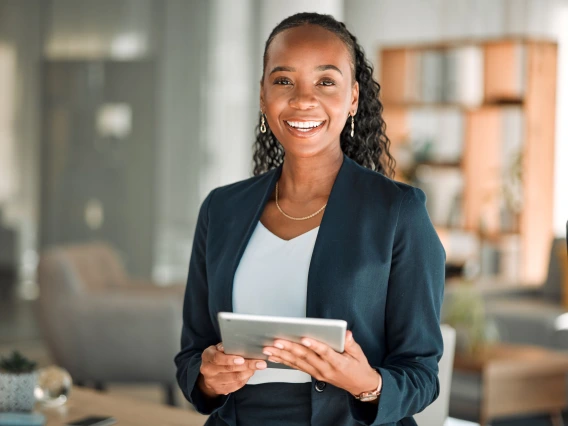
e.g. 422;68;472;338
380;38;557;284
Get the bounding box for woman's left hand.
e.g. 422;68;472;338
263;330;382;397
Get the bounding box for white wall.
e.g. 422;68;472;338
200;0;256;195
153;0;212;283
346;0;568;237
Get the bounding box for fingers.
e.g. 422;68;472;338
263;340;331;377
266;352;320;378
342;330;364;358
202;345;267;374
298;337;338;361
200;344;267;396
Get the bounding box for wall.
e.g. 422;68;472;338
153;0;212;283
0;0;43;297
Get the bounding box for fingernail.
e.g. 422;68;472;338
218;345;224;351
274;343;284;349
256;361;267;369
234;358;245;365
263;350;272;356
301;339;311;347
269;358;280;363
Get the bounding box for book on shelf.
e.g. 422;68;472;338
415;165;464;228
395;46;484;106
407;108;464;163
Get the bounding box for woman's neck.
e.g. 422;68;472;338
279;148;344;202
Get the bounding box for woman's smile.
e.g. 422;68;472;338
284;119;327;138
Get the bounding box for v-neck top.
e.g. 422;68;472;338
233;220;319;384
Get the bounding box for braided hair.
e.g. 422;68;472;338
253;12;395;178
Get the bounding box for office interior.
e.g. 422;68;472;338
0;1;567;425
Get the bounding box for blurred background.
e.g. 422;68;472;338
0;0;567;425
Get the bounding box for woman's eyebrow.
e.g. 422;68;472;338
268;64;343;75
315;64;342;75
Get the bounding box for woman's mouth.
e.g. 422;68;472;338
284;120;326;137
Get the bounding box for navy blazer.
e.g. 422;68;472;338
175;153;446;426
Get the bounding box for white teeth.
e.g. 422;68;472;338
285;121;323;130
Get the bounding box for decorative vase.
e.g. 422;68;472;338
0;371;39;412
34;365;73;407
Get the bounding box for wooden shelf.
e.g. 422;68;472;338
383;100;524;110
416;161;462;169
379;36;557;52
381;38;557;283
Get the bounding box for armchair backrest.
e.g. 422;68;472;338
541;237;568;303
37;241;128;295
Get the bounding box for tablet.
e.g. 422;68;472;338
218;312;347;369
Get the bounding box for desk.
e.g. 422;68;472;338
38;387;208;426
453;343;568;426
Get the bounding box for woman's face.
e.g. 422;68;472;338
260;25;359;158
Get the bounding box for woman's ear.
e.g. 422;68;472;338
351;81;359;115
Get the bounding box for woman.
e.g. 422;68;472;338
175;12;445;426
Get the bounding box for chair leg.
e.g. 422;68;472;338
164;383;177;407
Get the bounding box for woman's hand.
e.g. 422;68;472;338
263;330;382;397
198;343;267;397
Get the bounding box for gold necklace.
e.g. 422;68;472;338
275;181;327;221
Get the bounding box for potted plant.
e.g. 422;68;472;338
0;351;38;412
443;282;499;355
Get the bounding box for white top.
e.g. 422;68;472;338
233;220;319;384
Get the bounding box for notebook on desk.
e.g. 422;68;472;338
0;413;45;426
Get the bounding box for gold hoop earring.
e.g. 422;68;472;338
260;113;267;134
350;113;355;137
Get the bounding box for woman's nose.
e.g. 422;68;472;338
289;85;317;110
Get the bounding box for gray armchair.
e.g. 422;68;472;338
35;241;186;405
482;237;568;350
447;236;568;422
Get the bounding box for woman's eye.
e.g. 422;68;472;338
319;80;335;86
274;78;292;85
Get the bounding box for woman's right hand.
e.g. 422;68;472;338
198;343;267;397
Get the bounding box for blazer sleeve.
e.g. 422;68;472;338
349;186;446;425
174;188;231;415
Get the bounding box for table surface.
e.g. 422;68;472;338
38;387;208;426
453;343;568;376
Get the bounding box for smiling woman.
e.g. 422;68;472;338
175;12;446;426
